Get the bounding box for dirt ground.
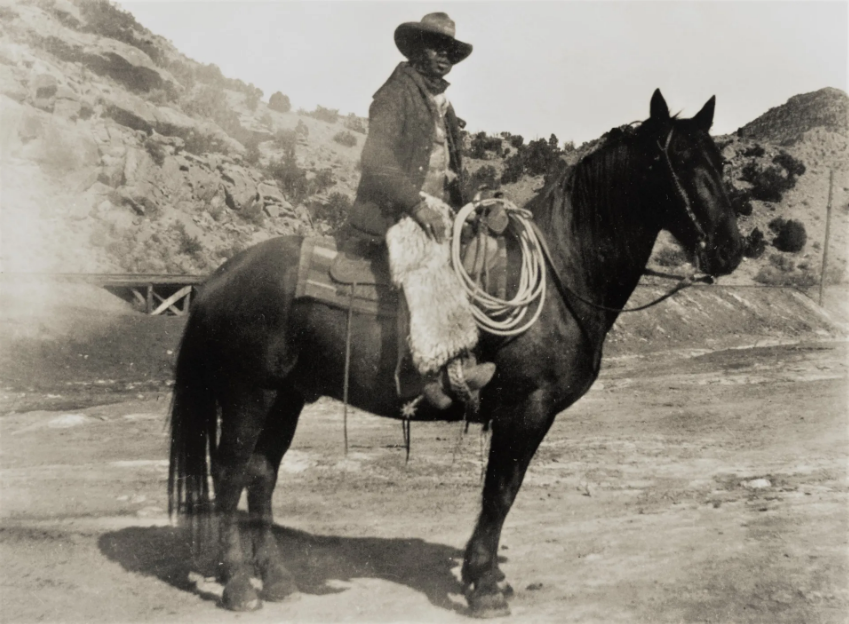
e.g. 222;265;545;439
1;295;847;624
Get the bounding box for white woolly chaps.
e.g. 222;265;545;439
385;194;479;374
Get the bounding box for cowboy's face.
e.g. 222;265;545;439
414;41;453;78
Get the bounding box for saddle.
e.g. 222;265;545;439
294;201;510;317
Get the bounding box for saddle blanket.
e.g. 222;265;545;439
294;237;398;317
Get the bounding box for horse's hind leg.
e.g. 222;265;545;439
246;384;304;602
214;384;277;611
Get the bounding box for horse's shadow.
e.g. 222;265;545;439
98;521;488;613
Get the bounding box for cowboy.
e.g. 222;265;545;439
348;13;495;410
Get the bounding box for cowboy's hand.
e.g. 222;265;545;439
410;201;446;244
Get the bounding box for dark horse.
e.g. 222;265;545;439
168;90;743;616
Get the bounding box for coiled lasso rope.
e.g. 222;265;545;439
451;198;547;336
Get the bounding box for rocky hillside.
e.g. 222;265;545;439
0;0;362;274
737;87;848;146
711;87;848;289
0;0;846;296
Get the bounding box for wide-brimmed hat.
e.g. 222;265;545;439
394;13;473;65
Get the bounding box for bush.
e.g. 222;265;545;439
333;131;357;147
769;253;796;272
743;228;766;259
509;135;524;149
268;91;291;113
501;153;525;184
243;140;261;166
743;144;765;157
310;105;339;124
741;163;792;202
313;168;335;193
463;164;500;199
77;0;164;66
244;90;261;112
773;151;806;178
768;216;786;233
313;192;351;230
523;138;559;177
754;266;817;290
774;219;807;252
344;114;367;134
295;119;309;137
166;57;195;90
267;155;309;204
175;222;203;259
468;132;503;159
728;188;753;216
654;246;688;267
273;129;297;157
183;85;241;137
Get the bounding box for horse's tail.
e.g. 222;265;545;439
168;313;217;548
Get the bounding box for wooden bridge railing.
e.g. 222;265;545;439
0;273;208;316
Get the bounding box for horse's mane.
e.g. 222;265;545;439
527;119;663;236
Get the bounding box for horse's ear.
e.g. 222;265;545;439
693;96;716;131
650;89;670;122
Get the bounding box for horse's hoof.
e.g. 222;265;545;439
261;566;298;602
466;587;511;619
498;580;514;598
222;575;262;612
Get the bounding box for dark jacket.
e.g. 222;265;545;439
349;63;465;238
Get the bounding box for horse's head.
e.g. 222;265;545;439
645;89;743;277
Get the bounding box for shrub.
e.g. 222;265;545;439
243;140;261;166
728;188;753;216
754;266;817;290
166;58;195;89
244;90;261;112
743;144;765;157
768;216;786;233
183;85;241;137
175;222;203;258
267;155;309;204
523;138;559;177
743;228;766;258
741;163;792;202
310;105;339;124
344;114;367;134
774;219;807;252
654;246;688;267
468;132;503;159
295;119;309;137
463;164;500;199
313;168;335;193
273;129;297;156
773;151;806;178
509;135;524;149
769;253;795;272
501;153;525;184
333;131;357;147
313;192;351;230
77;0;164;65
268;91;291;113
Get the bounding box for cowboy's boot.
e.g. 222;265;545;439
421;355;496;410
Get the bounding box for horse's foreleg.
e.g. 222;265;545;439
215;386;275;612
246;385;304;602
463;391;556;617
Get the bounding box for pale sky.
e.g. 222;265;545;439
122;1;848;145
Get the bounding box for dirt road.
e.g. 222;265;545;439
1;338;847;623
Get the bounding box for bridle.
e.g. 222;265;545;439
656;128;709;253
532;127;716;315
